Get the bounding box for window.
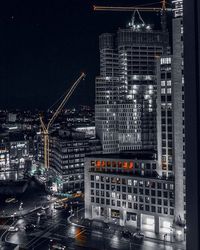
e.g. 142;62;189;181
122;194;126;200
133;180;138;186
128;179;132;186
128;195;132;201
111;200;115;206
106;199;110;205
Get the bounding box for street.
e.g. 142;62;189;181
0;180;186;250
1;207;185;250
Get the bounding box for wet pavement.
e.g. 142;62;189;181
0;180;186;250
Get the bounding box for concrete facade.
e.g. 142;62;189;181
85;155;175;235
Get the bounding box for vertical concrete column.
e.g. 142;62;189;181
155;215;160;234
119;210;124;226
137;213;141;230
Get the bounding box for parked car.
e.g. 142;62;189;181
121;230;132;239
133;232;145;241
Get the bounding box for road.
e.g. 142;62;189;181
0;180;186;250
2;205;185;250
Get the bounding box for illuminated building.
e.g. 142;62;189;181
9;133;29;167
95;18;169;153
85;153;175;235
156;56;173;178
172;0;185;231
156;0;185;239
0;145;10;172
39;129;102;192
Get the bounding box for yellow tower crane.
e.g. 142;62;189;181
93;0;169;12
93;1;171;31
39;72;86;169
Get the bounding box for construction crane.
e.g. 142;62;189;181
93;0;169;12
39;72;86;169
93;0;172;31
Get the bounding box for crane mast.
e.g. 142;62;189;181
40;72;86;169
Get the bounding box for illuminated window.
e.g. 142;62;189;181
96;161;101;167
101;161;106;167
129;162;134;169
123;161;128;169
107;161;111;167
128;179;132;186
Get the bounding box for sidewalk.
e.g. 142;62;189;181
68;208;186;248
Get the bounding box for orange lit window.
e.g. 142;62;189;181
129;162;134;169
112;161;116;167
102;161;106;167
96;161;101;168
123;161;128;169
107;161;111;167
118;161;122;168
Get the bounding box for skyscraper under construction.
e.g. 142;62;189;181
95;13;169;154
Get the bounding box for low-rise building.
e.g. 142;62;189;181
39;129;102;192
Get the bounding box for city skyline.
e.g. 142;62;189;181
0;0;193;249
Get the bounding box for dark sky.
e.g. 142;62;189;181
0;0;162;110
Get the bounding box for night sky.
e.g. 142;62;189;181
0;0;162;110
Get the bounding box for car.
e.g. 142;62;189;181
37;210;46;216
24;224;36;232
5;198;16;203
54;203;64;209
133;232;145;241
8;226;19;232
42;205;50;210
121;230;132;239
49;240;67;250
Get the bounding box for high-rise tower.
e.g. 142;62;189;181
95;17;169;154
172;0;185;225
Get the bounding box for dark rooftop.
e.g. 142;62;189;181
87;150;156;161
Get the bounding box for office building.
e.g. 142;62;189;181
172;0;185;227
39;129;102;192
85;153;176;235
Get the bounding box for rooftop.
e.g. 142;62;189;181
87;150;156;161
